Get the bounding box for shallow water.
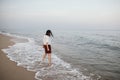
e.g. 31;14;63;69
53;30;120;80
1;30;120;80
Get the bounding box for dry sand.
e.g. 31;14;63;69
0;34;36;80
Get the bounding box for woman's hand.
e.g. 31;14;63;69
47;46;49;51
46;43;49;51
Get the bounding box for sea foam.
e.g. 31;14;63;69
2;33;91;80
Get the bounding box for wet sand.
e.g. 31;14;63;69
0;34;35;80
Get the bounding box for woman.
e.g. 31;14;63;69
42;30;53;66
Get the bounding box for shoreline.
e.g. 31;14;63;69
0;34;35;80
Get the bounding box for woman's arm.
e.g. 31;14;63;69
46;42;49;51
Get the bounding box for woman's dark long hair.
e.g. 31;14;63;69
45;30;53;37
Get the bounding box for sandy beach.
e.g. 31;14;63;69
0;34;35;80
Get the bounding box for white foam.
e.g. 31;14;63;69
2;33;91;80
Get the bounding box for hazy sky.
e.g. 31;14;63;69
0;0;120;30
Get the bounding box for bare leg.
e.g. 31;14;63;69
48;53;51;66
42;53;47;62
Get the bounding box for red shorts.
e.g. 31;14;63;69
43;45;51;53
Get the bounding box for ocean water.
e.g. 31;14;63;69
1;29;120;80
